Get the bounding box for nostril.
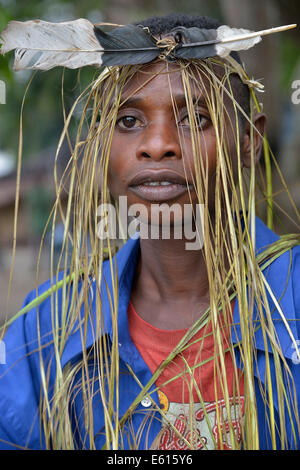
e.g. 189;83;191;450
139;144;180;160
165;151;176;157
141;150;176;159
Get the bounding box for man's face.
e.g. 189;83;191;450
107;61;243;225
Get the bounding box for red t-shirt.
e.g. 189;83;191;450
128;301;244;450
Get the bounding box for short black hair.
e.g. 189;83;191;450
136;13;222;34
134;13;250;119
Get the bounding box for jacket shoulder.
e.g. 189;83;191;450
0;272;75;449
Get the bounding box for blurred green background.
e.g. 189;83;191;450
0;0;299;320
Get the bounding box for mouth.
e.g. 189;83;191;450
128;170;194;202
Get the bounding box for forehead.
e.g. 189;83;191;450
119;60;207;102
117;59;239;112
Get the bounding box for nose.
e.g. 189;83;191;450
136;119;182;162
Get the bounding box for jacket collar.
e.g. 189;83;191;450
61;218;299;367
61;235;140;367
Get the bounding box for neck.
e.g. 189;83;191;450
129;212;232;329
136;236;209;301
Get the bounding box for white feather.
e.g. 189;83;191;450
0;18;104;70
215;24;297;57
216;25;262;57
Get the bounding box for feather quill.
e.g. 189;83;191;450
0;18;103;70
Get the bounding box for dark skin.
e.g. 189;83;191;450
107;61;266;330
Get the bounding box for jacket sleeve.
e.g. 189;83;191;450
0;289;49;450
293;248;300;337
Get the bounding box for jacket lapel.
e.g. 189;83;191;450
231;217;300;359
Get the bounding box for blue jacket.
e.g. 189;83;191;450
0;218;300;450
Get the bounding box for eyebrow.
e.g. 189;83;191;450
171;93;207;107
119;93;208;109
119;96;144;108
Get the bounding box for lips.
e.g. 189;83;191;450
128;169;194;202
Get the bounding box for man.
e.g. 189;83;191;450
0;13;299;450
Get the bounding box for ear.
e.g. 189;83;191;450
242;113;267;168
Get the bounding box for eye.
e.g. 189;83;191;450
116;115;143;129
179;112;208;129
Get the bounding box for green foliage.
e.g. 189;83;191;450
280;36;300;92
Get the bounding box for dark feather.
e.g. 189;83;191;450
171;26;219;60
94;24;159;65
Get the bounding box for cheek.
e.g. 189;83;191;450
182;130;217;178
107;135;136;200
106;138;123;198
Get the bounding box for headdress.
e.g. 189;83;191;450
0;19;296;70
